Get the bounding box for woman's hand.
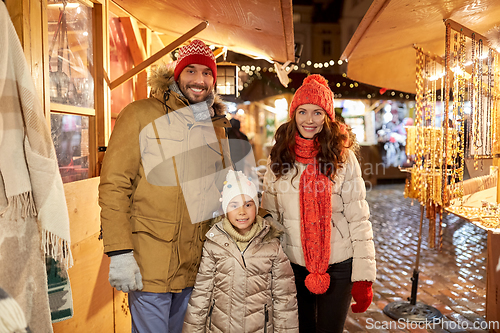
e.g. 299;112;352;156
351;281;373;313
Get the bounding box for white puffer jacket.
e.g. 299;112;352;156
261;149;376;283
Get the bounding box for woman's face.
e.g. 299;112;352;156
295;104;326;139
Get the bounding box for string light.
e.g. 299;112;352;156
236;59;414;101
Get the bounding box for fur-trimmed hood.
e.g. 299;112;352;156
148;64;227;116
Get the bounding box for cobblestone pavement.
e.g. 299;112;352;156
344;183;490;333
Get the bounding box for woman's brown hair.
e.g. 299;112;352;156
269;111;358;180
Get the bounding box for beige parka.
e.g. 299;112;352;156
183;216;299;333
99;66;232;293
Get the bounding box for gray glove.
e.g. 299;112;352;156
109;252;143;293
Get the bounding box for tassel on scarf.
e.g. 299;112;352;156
0;192;37;220
42;230;74;272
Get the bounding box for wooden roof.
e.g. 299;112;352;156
341;0;500;93
111;0;295;64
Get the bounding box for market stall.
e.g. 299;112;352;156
341;0;500;329
4;0;295;331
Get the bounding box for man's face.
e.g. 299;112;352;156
177;64;215;104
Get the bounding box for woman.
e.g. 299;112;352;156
261;74;376;333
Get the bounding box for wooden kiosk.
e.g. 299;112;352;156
3;0;295;331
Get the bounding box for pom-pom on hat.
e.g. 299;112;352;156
289;74;335;121
174;40;217;84
221;170;258;214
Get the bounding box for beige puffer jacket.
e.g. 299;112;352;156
183;216;299;333
261;149;376;283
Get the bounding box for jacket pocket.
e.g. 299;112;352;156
131;216;178;241
132;179;181;222
140;120;184;187
130;216;178;287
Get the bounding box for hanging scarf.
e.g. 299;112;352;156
294;133;332;294
0;3;72;269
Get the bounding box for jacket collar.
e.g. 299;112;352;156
207;215;279;244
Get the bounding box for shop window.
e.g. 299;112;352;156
47;0;94;182
47;0;94;108
50;114;90;183
323;40;331;56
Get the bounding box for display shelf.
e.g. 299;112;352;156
445;187;500;233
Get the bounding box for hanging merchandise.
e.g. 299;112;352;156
0;1;73;331
405;21;500;241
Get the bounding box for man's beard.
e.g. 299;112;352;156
179;82;211;104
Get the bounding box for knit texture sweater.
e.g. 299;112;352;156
223;216;263;251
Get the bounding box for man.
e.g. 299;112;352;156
226;118;252;174
99;40;233;332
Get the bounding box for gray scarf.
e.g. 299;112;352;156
170;81;215;121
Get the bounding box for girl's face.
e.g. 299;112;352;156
226;194;256;235
295;104;326;139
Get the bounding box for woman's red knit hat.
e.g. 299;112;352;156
289;74;335;121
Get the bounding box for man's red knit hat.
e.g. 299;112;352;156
289;74;335;121
174;40;217;84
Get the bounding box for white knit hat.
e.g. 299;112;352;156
221;170;258;214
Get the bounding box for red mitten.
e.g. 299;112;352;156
351;281;373;313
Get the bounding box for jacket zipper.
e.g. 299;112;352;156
264;304;269;333
208;299;215;330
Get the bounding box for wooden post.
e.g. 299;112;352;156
93;0;110;176
5;0;50;122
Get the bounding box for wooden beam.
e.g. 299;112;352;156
413;45;445;67
120;17;147;65
109;21;209;90
93;1;110;176
121;17;148;99
6;0;49;122
213;47;225;59
340;0;391;61
444;19;491;46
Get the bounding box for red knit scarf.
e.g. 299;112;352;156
294;133;332;294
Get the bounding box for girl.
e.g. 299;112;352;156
261;75;376;333
183;170;298;333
